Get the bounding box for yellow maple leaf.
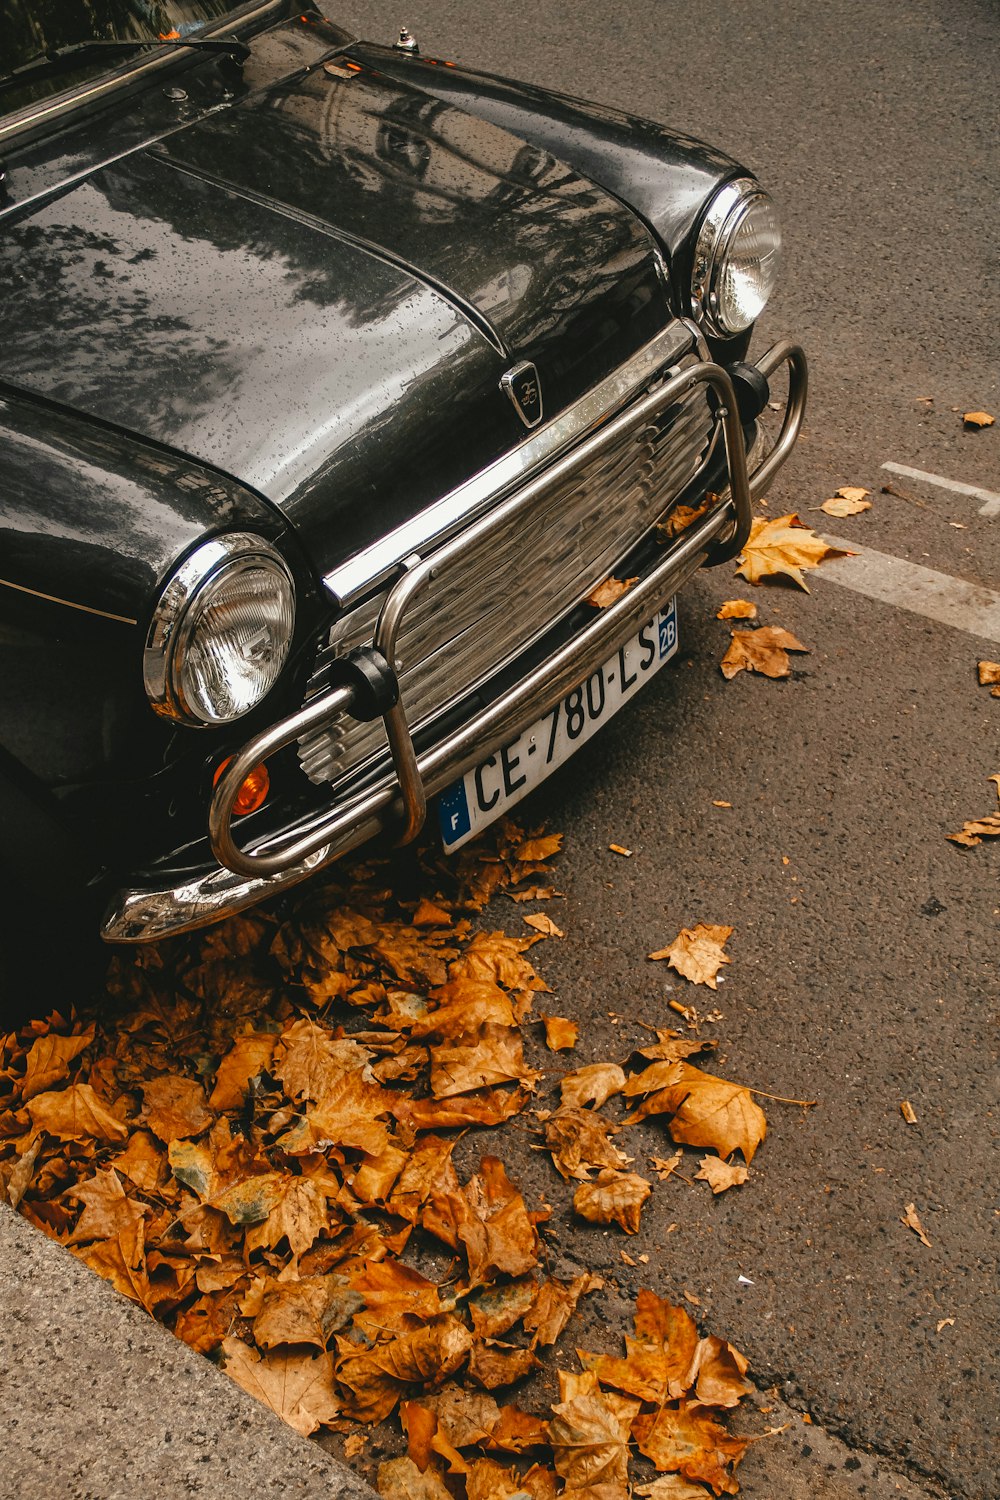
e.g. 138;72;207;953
963;410;995;427
572;1168;651;1233
648;924;734;988
735;512;847;590
720;625;809;680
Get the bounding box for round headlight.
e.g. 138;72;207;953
691;179;781;337
144;534;295;726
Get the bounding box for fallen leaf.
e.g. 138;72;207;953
947;814;1000;847
67;1167;148;1243
540;1014;577;1050
273;1017;372;1102
735;513;847;591
515;834;564;862
712;800;732;808
901;1202;932;1247
650;1151;684;1182
695;1156;749;1194
658;498;712;540
545;1107;630;1181
244;1175;329;1256
628;1063;766;1164
337;1317;473;1422
636;1031;716;1064
720;625;809;680
549;1368;635;1498
900;1100;918;1124
140;1075;213;1143
559;1063;627;1111
422;1156;540;1284
573;1168;651;1233
253;1276;363;1350
468;1339;539;1389
208;1033;277;1110
648;925;734;989
977;660;1000;696
524;1274;602;1347
524;914;565;939
587;576;638;608
27;1083;128;1144
633;1399;747;1494
936;1318;955;1333
468;1277;538;1340
80;1217;152;1312
430;1024;539;1099
412;899;454;927
963;410;994;427
221;1337;340;1435
377;1456;453;1500
636;1477;719;1499
716;600;757;620
687;1334;752;1407
820;489;871;517
19;1027;94;1102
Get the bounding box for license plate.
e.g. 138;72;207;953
438;598;679;851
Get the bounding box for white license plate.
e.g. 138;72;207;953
438;598;678;851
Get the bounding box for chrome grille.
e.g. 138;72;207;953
298;359;716;787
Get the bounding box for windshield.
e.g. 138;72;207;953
1;1;244;107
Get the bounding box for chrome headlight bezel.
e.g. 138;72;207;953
691;177;781;337
144;533;295;728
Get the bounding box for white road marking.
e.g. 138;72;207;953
881;461;1000;518
818;536;1000;644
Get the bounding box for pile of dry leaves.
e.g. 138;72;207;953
0;823;768;1498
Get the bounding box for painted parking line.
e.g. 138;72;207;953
881;461;1000;518
818;536;1000;644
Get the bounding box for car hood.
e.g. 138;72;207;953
0;34;671;579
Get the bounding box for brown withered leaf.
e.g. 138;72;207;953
963;410;995;427
977;660;1000;696
273;1017;372;1102
549;1368;636;1499
253;1276;363;1350
208;1033;277;1110
573;1169;651;1234
468;1339;539;1390
140;1074;213;1143
221;1337;340;1435
109;1129;166;1193
423;1156;540;1284
687;1334;752;1408
348;1143;409;1207
392;1088;529;1134
901;1201;932;1247
408;980;516;1040
648;925;733;989
430;1024;539;1099
174;1290;243;1354
948;814;1000;847
560;1063;627;1111
720;625;809;681
412;899;454;927
523;1274;602;1347
469;1277;538;1340
244;1175;329;1256
464;1457;536;1500
213;1173;288;1228
66;1166;148;1244
820;486;871;517
695;1156;749;1195
279;1071;393;1157
637;1029;716;1064
586;576;638;609
514;834;564;863
716;599;757;620
415;1386;501;1449
338;1316;473;1422
80;1217;153;1312
628;1063;766;1164
545;1107;630;1182
19;1026;94;1102
580;1290;698;1405
540;1014;577;1050
650;1151;684;1182
386;1135;458;1223
377;1457;453;1500
636;1478;720;1499
658;498;712;540
525;913;565;939
633;1399;747;1494
349;1258;446;1334
451;930;551;992
27;1083;128;1144
735;513;847;591
401;1398;468;1475
623;1060;686;1097
1;1137;40;1209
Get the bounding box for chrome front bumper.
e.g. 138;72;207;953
103;335;806;943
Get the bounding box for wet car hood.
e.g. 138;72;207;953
0;36;671;578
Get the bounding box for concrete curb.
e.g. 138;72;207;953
0;1206;378;1500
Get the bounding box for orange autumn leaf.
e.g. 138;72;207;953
252;1275;363;1350
632;1399;747;1494
208;1032;277;1110
715;599;757;620
273;1016;373;1102
80;1216;153;1312
586;576;638;608
695;1156;749;1194
524;913;565;939
549;1368;636;1498
139;1074;213;1143
559;1062;626;1111
377;1456;453;1500
963;410;995;427
422;1156;540;1284
221;1337;341;1436
469;1277;538;1340
648;924;733;988
735;512;848;591
468;1338;539;1390
540;1014;577;1050
720;625;808;680
658;498;712;540
977;660;1000;695
391;1087;530;1134
579;1290;698;1404
514;834;563;863
636;1030;715;1064
27;1083;128;1144
572;1168;651;1234
627;1063;766;1164
544;1107;631;1182
66;1166;148;1244
19;1026;94;1102
523;1274;603;1347
429;1024;539;1099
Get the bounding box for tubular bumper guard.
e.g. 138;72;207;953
103;339;806;942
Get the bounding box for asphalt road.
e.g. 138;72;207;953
345;1;999;1494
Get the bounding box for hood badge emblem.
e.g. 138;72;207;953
501;362;544;429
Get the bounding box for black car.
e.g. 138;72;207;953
0;0;805;1000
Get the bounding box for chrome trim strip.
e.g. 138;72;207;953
0;0;285;149
322;320;695;607
0;575;137;624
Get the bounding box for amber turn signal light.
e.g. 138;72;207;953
213;757;270;816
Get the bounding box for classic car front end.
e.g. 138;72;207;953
0;1;806;962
